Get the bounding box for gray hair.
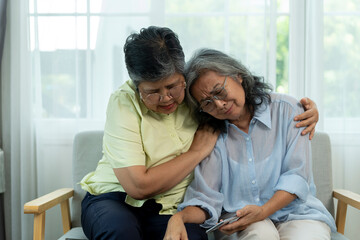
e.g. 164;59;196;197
124;26;185;87
185;48;272;131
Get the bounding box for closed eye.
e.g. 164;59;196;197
201;100;212;106
213;89;223;95
167;81;183;90
143;90;158;94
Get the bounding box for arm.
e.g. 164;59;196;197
294;97;319;139
163;143;225;239
275;99;312;201
104;92;219;200
164;142;224;239
164;206;208;240
261;190;296;217
114;125;219;199
177;143;225;227
163;145;225;238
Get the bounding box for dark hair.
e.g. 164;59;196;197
185;48;273;132
123;26;185;87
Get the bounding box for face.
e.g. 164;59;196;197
138;73;186;114
190;71;249;122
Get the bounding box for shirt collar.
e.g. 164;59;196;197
252;101;272;129
224;100;272;131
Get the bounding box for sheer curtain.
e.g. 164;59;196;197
2;0;36;239
1;0;360;239
0;0;7;238
322;1;360;239
289;1;360;239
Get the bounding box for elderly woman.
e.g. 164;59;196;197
80;26;218;240
164;49;336;240
80;26;319;240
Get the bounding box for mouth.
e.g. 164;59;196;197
159;102;176;110
224;104;233;114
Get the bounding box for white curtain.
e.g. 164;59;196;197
1;0;360;239
289;2;360;239
322;2;360;239
0;0;7;238
2;0;36;239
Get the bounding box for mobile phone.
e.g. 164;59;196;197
205;216;240;234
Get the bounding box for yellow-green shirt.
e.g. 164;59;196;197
80;80;198;215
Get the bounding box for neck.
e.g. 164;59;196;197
230;106;252;133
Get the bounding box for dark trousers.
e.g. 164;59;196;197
81;192;208;240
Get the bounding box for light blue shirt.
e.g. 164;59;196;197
178;93;336;232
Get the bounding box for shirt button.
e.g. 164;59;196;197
252;180;256;184
246;137;250;141
249;158;253;162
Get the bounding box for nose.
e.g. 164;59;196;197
159;89;172;102
213;99;226;109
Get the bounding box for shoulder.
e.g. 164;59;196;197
269;93;304;117
270;93;302;110
270;92;298;106
104;80;143;134
107;80;143;115
111;80;138;104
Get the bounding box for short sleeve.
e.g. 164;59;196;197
103;90;146;168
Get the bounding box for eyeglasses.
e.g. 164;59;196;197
199;76;228;112
140;82;186;105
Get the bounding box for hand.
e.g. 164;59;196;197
219;205;265;235
163;214;188;240
189;124;220;159
294;97;319;140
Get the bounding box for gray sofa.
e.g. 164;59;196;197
24;131;360;240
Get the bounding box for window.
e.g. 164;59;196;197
29;0;292;120
276;0;289;93
324;0;360;119
30;0;152;119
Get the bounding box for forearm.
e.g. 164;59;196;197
142;150;207;196
174;206;208;224
114;150;206;199
261;190;296;218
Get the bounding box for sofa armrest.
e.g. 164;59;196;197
24;188;74;240
333;189;360;234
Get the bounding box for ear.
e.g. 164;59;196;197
237;74;243;84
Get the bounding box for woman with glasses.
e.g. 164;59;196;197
80;26;319;240
164;49;335;240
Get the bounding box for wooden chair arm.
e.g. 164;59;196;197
333;189;360;234
24;188;74;214
333;189;360;210
23;188;74;240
